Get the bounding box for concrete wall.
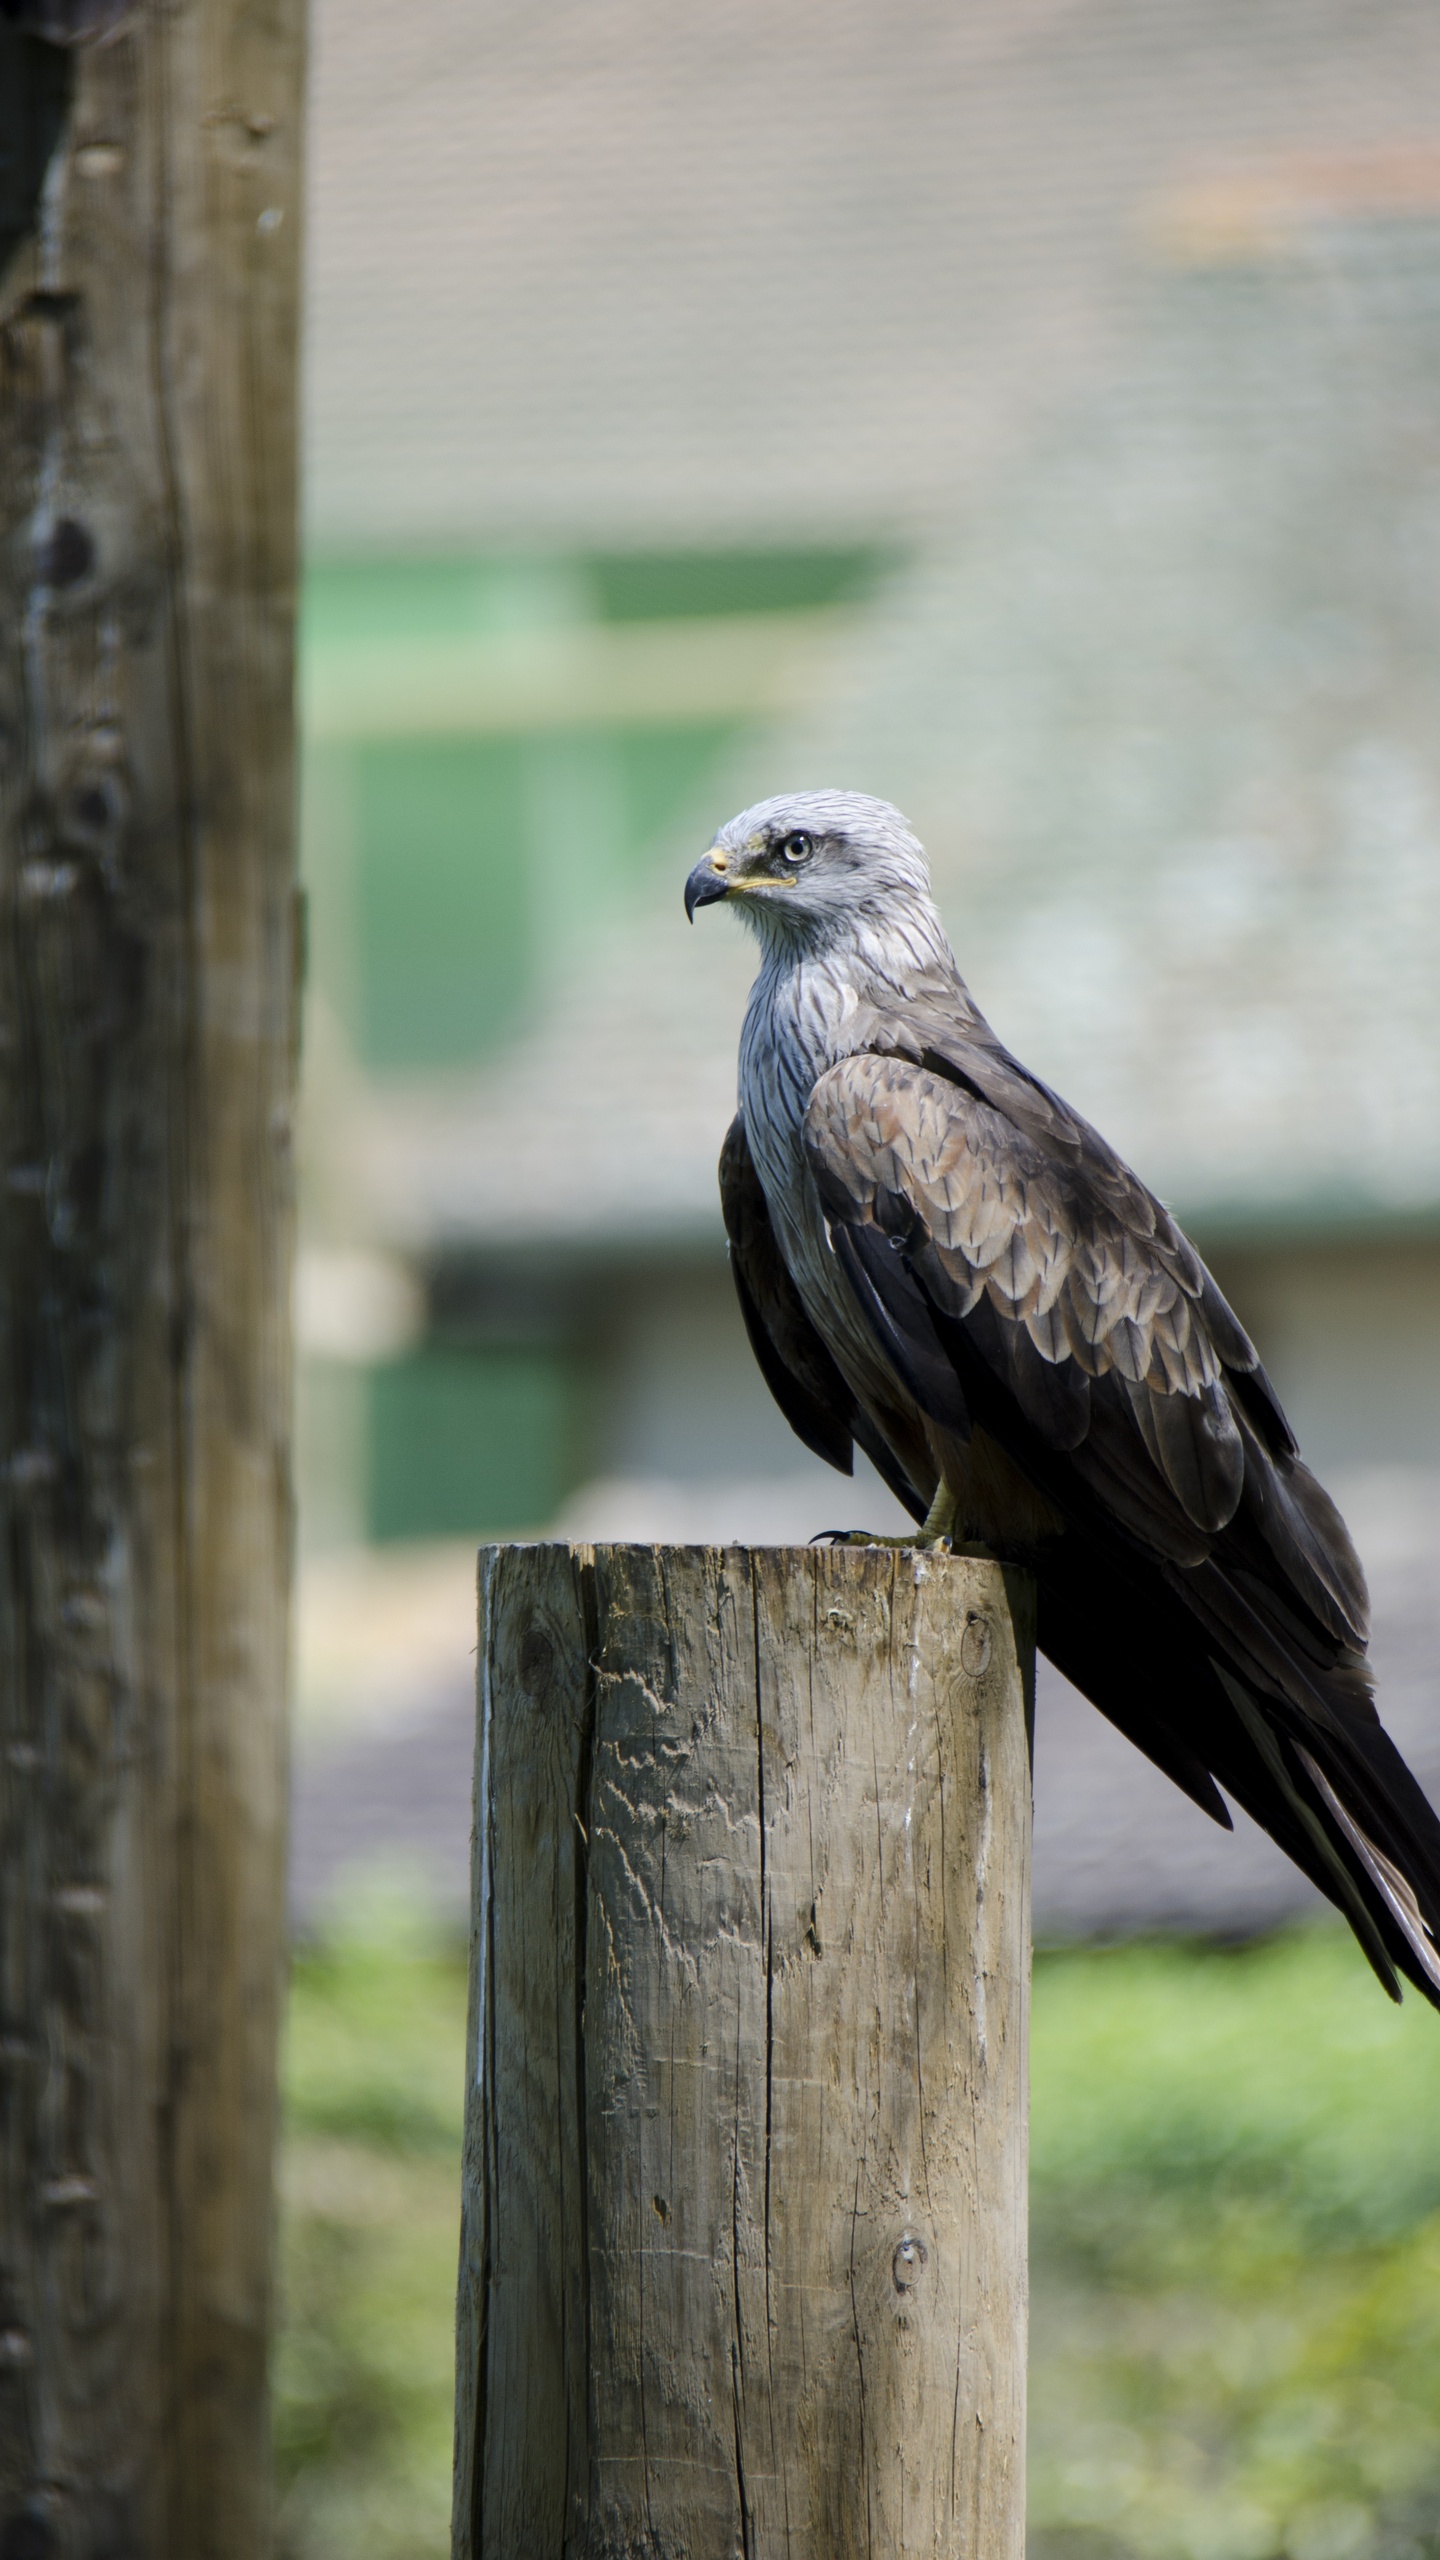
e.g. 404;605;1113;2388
596;1258;806;1484
1209;1235;1440;1478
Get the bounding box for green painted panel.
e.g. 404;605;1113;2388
613;721;740;863
352;737;530;1070
369;1348;577;1541
302;546;889;642
589;544;891;622
303;555;597;646
348;723;741;1070
304;549;891;1074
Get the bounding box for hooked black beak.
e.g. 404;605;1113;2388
684;852;732;922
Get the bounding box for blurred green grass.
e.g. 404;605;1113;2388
275;1924;468;2560
275;1923;1440;2559
1029;1933;1440;2560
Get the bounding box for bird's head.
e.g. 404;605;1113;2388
684;790;937;956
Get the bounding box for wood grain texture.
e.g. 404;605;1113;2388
456;1543;1034;2560
0;4;304;2552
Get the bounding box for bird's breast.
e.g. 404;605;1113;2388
738;965;1064;1549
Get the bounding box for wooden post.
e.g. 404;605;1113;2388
0;4;304;2552
455;1542;1034;2560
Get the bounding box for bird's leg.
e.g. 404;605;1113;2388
917;1479;961;1545
815;1480;998;1559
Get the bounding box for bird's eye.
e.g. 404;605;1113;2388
779;830;813;865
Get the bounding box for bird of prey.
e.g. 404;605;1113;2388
685;788;1440;2009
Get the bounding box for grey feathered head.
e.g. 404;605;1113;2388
684;790;938;954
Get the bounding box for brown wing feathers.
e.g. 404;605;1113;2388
779;1049;1440;2009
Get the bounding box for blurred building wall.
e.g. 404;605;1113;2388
292;0;1440;1547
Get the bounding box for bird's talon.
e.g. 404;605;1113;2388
811;1529;983;1553
811;1528;914;1548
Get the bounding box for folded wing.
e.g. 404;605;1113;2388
790;1049;1440;2007
718;1113;928;1522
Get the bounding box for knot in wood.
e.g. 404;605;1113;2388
33;515;94;589
517;1622;554;1700
960;1610;993;1677
892;2231;928;2294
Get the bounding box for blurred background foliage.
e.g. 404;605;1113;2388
274;1919;1440;2560
1028;1935;1440;2560
275;1918;467;2560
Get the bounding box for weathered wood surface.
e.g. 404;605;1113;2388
455;1542;1034;2560
0;4;305;2552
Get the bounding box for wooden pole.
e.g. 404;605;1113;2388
455;1541;1034;2560
0;3;304;2551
